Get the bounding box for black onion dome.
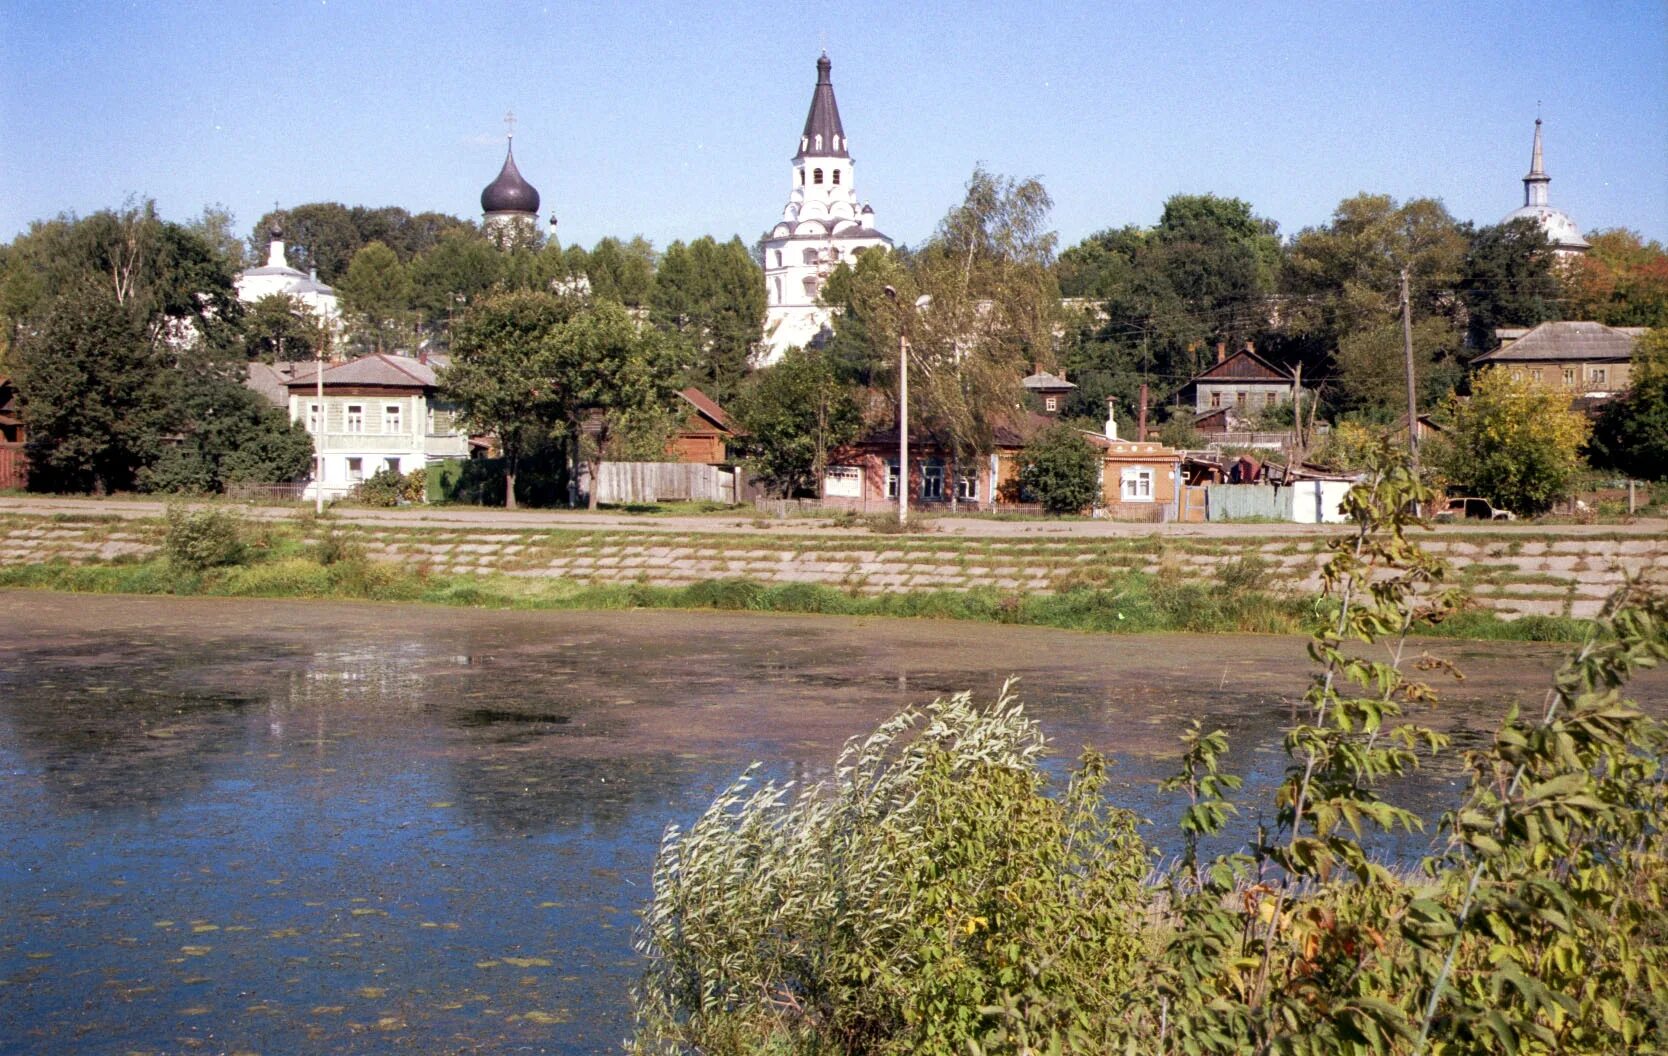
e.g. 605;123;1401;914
481;142;540;214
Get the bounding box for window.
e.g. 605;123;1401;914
1210;391;1222;408
803;247;820;265
306;402;320;433
813;168;824;184
383;404;402;433
1044;395;1058;412
774;250;783;267
922;461;945;500
1563;368;1575;386
345;404;364;433
1529;368;1543;383
773;277;782;304
814;133;822;150
385;457;401;474
1121;467;1154;502
956;466;979;501
885;460;900;499
346;457;363;483
824;465;862;498
1235;392;1247;408
832;169;841;185
1591;367;1607;384
1265;392;1277;407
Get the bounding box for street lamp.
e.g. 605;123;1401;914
883;286;930;527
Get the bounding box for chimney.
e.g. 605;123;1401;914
1216;340;1226;364
1104;397;1119;441
1244;339;1254;354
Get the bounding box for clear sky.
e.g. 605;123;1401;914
3;1;1664;255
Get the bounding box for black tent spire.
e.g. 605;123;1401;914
797;52;848;159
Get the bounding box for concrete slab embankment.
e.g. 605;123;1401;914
2;515;1663;620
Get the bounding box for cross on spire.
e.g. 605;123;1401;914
504;110;517;141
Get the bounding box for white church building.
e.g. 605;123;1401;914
758;53;891;363
1500;118;1589;256
234;223;342;324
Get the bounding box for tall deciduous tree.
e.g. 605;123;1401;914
549;302;677;509
242;293;324;362
337;241;413;355
443;290;575;509
1590;328;1668;480
1282;193;1468;413
906;166;1059;506
1560;229;1668;328
649;236;765;403
731;346;862;497
1458;218;1561;353
1431;367;1589;515
408;229;504;344
586;236;656;306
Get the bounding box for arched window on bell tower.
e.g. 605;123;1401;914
813;169;824;184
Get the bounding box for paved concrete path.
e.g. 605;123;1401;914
2;495;1663;540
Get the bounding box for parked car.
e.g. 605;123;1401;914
1435;497;1516;522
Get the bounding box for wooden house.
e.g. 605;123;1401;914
669;388;734;464
1176;343;1296;426
1474;321;1647;399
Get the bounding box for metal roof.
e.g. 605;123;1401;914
797;53;849;159
1475;321;1647;364
284;354;438;390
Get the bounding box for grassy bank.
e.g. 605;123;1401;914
0;548;1591;642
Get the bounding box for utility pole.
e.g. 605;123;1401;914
314;333;326;516
1399;267;1421;484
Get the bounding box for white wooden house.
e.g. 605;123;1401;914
282;354;467;499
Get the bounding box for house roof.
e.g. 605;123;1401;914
678;387;732;432
246;361;314;407
1475;321;1648;364
1186;347;1293;384
1021;371;1076;392
283;353;438;391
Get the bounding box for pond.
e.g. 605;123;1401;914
2;594;1661;1054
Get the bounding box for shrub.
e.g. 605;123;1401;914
162;505;246;570
1016;424;1100;515
353;466;426;507
630;687;1152;1055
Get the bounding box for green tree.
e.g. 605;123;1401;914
1333;316;1461;415
731;345;862;497
337;241;413;355
550;302;677;509
1282;193;1468;411
585;235;656;306
183;204;247;274
15;280;171;492
1016;423;1101;514
1058;195;1281;409
1458;217;1561;353
1432;366;1589;514
1590;327;1668;480
249;203;363;281
443;289;576;508
242;293;323;362
909;166;1060;507
408;229;504;345
649;236;764;403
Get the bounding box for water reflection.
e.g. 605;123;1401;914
1;595;1661;1055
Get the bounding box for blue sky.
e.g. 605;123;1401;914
3;1;1664;255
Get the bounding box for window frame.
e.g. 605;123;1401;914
1120;467;1155;503
345;403;364;434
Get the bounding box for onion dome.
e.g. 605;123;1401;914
481;140;540;215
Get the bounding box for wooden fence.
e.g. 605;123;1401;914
0;444;27;490
593;462;740;505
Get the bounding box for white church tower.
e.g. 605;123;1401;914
758;53;892;364
1499;118;1589;257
